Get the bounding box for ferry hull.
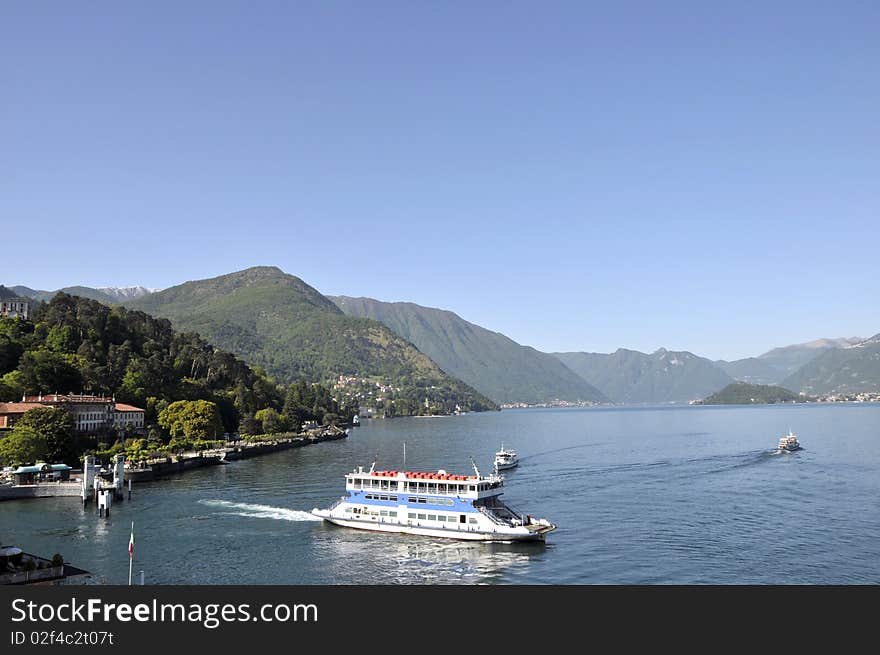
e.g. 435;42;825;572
312;510;553;542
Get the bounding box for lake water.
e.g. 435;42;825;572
3;404;879;584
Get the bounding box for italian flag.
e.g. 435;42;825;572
128;522;134;559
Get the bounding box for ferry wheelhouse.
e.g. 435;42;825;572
312;464;555;542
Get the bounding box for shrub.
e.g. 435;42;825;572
51;553;64;567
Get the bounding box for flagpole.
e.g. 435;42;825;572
128;521;133;586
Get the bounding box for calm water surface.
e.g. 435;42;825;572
2;404;879;584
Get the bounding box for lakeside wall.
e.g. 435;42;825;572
0;482;82;501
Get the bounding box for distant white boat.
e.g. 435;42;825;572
493;445;519;471
777;430;801;452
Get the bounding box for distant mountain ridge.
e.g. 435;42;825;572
0;285;23;301
756;337;864;378
713;357;783;385
125;267;497;413
553;348;733;403
6;274;878;404
779;334;880;395
7;284;156;304
98;286;158;301
331;296;608;405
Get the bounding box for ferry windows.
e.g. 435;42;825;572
469;518;478;524
417;513;426;520
427;498;436;505
408;497;417;503
389;495;397;502
379;495;388;501
445;499;454;506
437;515;445;522
417;498;426;504
459;515;466;524
427;514;436;521
389;511;397;517
469;486;476;492
408;513;416;519
380;510;388;516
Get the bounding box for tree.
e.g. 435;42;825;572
45;325;79;354
0;425;45;466
0;334;24;375
158;400;223;439
16;350;82;395
255;407;285;434
14;406;77;465
0;371;24;401
237;413;261;436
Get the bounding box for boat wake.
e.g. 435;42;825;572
199;499;322;522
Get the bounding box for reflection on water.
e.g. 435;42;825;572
313;527;542;584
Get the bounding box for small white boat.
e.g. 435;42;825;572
493;445;518;471
777;430;801;452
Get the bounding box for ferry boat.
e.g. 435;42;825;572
777;430;801;452
311;463;555;542
493;445;518;471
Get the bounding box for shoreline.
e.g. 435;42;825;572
0;428;350;502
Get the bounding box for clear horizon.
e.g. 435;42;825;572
3;2;878;361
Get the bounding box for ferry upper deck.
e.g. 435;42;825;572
345;467;503;499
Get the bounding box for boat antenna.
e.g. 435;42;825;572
369;461;376;474
470;457;481;478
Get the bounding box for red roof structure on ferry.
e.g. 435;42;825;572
365;470;479;481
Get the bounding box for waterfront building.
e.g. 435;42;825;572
1;394;146;435
0;402;38;430
113;403;146;430
22;393;115;433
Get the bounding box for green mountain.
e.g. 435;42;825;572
331;296;608;405
713;357;784;385
553;348;733;403
699;382;802;405
757;337;864;378
780;334;880;394
127;267;497;413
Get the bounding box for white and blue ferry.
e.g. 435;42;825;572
312;463;555;542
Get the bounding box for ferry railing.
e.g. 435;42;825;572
327;496;347;510
478;506;514;527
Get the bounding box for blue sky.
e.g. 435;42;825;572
2;2;878;360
